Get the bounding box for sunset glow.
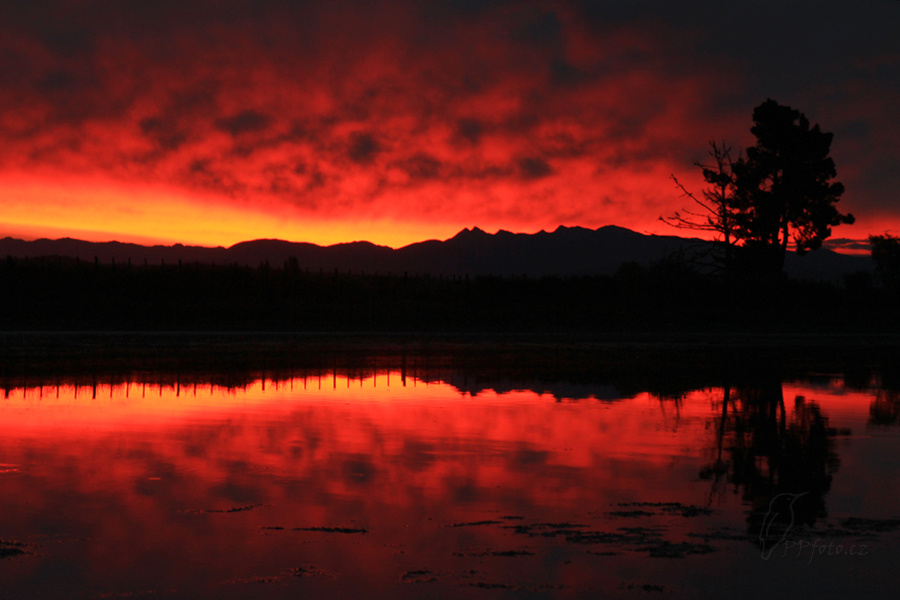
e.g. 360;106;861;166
2;1;897;248
0;174;460;247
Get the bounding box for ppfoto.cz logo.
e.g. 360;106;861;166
773;538;869;564
759;492;869;562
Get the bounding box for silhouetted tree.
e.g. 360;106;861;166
869;234;900;292
731;100;854;276
663;141;740;273
666;100;853;279
869;389;900;426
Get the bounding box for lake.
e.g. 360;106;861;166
2;340;900;598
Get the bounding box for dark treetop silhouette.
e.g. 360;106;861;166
665;100;854;278
869;233;900;294
665;140;739;275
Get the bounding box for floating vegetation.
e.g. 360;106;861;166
614;502;714;517
446;520;503;528
638;541;716;558
290;564;335;578
400;570;437;584
0;539;33;559
504;519;717;558
565;527;665;546
839;517;900;533
622;582;666;593
224;576;280;584
452;550;535;557
468;582;521;590
292;526;368;534
505;522;589;537
609;510;656;518
687;529;752;542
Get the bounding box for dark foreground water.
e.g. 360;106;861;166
2;362;900;599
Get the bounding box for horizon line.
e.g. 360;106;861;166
0;224;874;255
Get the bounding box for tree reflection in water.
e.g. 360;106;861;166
870;389;900;426
701;377;841;548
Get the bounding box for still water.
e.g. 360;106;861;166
2;367;899;599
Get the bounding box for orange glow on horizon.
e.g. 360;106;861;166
0;175;478;249
0;168;877;251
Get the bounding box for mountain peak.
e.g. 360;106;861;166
450;227;489;240
553;225;593;234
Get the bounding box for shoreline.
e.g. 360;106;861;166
4;330;900;389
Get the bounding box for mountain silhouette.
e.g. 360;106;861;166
0;225;871;281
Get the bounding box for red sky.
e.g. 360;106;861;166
1;0;898;250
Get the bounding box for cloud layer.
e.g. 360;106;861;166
1;0;897;246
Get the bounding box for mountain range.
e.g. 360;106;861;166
0;225;873;282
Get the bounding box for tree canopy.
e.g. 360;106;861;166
870;234;900;292
665;99;854;278
663;141;740;273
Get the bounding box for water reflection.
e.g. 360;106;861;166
1;368;899;599
870;389;900;426
701;380;843;550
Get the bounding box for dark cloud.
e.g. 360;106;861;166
35;21;96;55
517;156;554;180
451;163;514;181
347;132;381;165
33;69;79;93
131;84;222;159
215;110;274;136
455;119;485;145
850;154;900;212
548;57;587;87
824;238;873;253
305;168;327;192
511;9;563;47
140;117;187;151
397;152;443;181
184;158;245;197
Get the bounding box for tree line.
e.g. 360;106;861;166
1;252;895;332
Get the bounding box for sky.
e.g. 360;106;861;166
1;0;898;250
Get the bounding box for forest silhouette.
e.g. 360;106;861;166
0;252;896;332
